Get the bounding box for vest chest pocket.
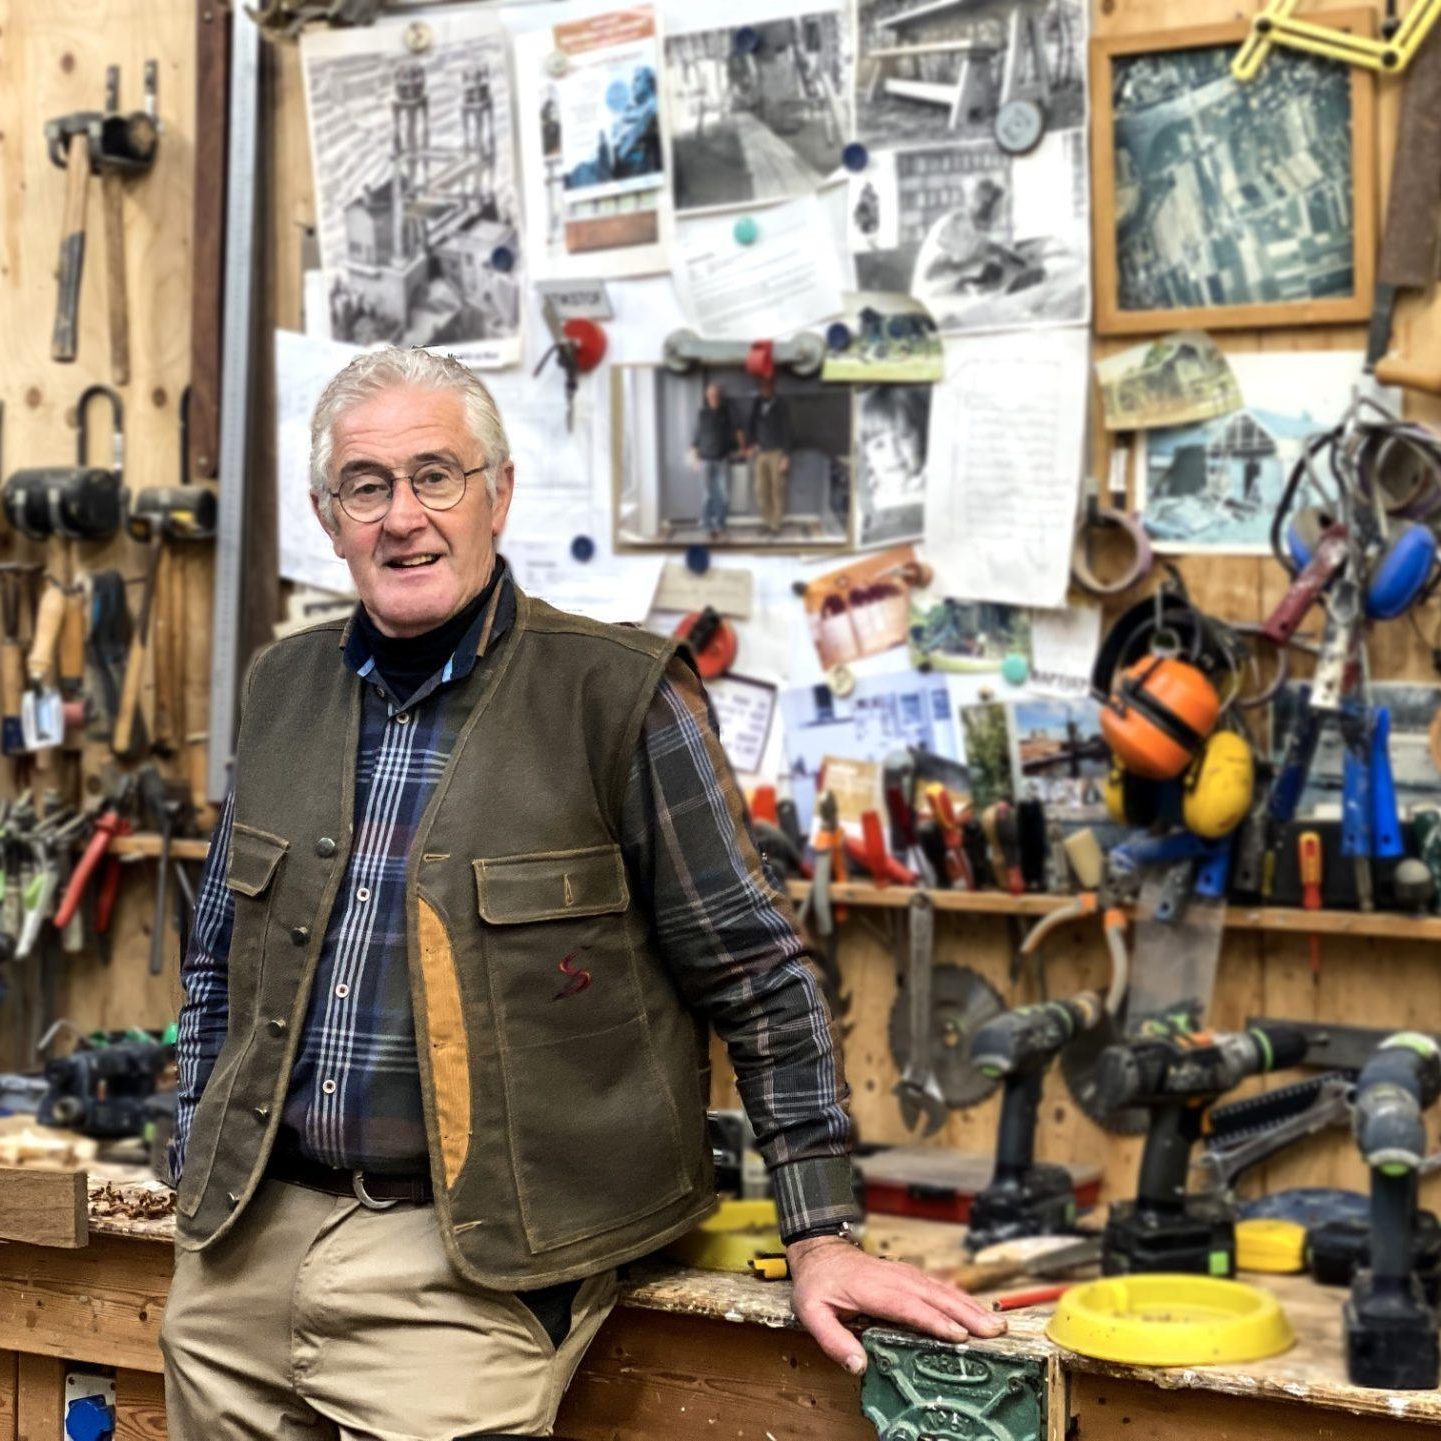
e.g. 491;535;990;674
224;824;289;978
473;845;638;1042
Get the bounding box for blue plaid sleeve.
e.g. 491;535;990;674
167;790;236;1187
620;657;859;1242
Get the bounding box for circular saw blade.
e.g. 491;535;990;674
1061;1007;1148;1135
887;964;1005;1111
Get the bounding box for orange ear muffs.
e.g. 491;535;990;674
1101;655;1221;781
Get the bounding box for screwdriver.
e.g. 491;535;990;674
1298;830;1323;981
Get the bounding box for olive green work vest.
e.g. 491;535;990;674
174;586;716;1287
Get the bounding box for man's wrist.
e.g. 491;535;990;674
785;1221;860;1251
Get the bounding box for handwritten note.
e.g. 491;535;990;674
924;329;1089;608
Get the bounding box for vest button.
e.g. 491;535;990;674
290;925;311;946
315;837;337;858
268;1018;288;1036
253;1105;270;1121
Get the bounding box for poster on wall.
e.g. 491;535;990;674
300;10;523;368
851;129;1090;334
512;5;675;281
854;0;1088;151
662;0;855;216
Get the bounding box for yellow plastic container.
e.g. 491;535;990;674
664;1199;784;1273
1235;1218;1307;1274
1047;1274;1295;1366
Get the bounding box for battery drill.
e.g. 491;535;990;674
1097;1017;1307;1276
1345;1032;1441;1390
966;992;1103;1252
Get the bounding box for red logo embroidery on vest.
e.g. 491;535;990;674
552;947;592;1000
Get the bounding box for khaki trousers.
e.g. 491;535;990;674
159;1180;616;1441
754;450;788;531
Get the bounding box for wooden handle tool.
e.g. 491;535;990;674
101;172;129;385
113;538;163;758
52;131;92;363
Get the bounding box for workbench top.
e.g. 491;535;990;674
74;1179;1441;1426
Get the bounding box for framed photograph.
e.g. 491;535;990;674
1089;11;1376;336
612;365;852;551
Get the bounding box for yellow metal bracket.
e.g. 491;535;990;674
1233;0;1441;81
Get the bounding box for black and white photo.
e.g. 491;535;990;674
855;384;930;548
614;364;852;550
856;0;1087;150
853;130;1089;333
301;11;523;366
663;1;854;214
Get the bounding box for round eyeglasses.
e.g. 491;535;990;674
329;461;488;524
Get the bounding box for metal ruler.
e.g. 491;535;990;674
207;4;262;804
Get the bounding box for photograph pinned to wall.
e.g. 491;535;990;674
855;0;1088;150
958;700;1015;809
780;668;960;831
854;384;930;549
821;291;943;383
800;545;927;669
852;129;1090;333
662;0;854;215
704;673;778;775
612;363;852;551
300;10;523;367
1010;695;1108;822
1095;331;1243;432
907;596;1031;673
1090;11;1377;336
1138;350;1397;553
511;6;674;281
1272;681;1441;819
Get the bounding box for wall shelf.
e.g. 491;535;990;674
784;881;1441;944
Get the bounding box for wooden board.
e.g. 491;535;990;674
14;1355;61;1441
114;1368;166;1441
0;1168;86;1249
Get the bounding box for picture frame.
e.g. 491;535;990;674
1089;10;1376;336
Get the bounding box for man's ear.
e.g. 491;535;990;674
490;461;516;538
311;491;346;560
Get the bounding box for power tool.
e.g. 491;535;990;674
36;1027;173;1139
966;992;1104;1252
1096;1017;1307;1276
1345;1032;1441;1389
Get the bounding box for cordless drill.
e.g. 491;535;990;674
966;993;1103;1252
1345;1032;1441;1390
1097;1017;1307;1276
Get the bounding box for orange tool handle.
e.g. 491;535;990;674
53;809;123;931
1298;830;1323;911
844;833;920;886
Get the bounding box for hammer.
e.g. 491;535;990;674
46;62;159;379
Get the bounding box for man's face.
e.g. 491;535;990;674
704;384;722;408
315;385;514;638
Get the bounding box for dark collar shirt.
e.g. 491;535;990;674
692;403;733;460
170;562;857;1242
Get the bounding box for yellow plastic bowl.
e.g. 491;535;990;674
1047;1274;1295;1366
664;1199;783;1272
1236;1218;1307;1275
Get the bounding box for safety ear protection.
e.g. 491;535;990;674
1103;757;1166;828
1182;730;1255;840
1285;507;1437;621
1101;655;1221;781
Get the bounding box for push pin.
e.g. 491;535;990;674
841;141;868;172
490;245;515;273
404;21;432;53
570;535;596;563
685;544;711;576
733;216;759;246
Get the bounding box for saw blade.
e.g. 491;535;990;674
1061;1008;1149;1136
887;964;1004;1111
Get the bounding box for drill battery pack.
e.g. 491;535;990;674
1102;1195;1236;1278
968;1163;1078;1250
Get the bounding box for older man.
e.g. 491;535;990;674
160;347;1001;1441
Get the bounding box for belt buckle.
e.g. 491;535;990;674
352;1169;401;1210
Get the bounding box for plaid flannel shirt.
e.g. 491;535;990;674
171;569;857;1242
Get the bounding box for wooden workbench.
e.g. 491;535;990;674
0;1178;1429;1438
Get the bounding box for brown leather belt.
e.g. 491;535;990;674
266;1149;433;1209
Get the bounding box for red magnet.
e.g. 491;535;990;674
674;607;737;680
562;318;607;373
744;340;775;380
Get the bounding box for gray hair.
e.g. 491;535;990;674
309;347;511;528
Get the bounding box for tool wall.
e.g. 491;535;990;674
3;0;1441;1208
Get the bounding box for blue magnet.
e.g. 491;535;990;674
490;245;515;273
732;216;759;246
841;141;868;172
570;534;595;563
685;544;711;576
826;321;853;351
734;25;761;53
1001;653;1030;686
